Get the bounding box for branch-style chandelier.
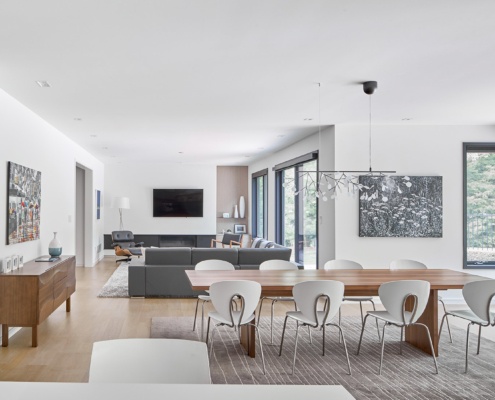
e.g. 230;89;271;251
283;81;396;201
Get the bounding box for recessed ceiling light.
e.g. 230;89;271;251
402;118;412;121
74;117;82;121
102;147;108;150
178;151;184;154
35;80;50;88
304;118;313;121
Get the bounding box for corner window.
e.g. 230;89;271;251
464;143;495;268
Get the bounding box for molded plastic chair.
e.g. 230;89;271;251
192;260;235;340
356;280;438;375
205;280;265;374
257;260;300;344
390;259;453;343
439;280;495;372
278;280;352;375
323;259;380;341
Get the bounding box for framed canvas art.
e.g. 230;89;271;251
359;175;442;238
7;162;41;244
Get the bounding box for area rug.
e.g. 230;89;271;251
151;316;495;400
97;263;129;298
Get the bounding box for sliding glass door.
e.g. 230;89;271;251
276;158;318;269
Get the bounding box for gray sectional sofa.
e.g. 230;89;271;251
128;245;293;297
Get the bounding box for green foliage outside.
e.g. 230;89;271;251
466;153;495;251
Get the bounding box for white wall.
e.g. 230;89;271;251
0;89;105;266
334;124;495;301
104;163;216;236
248;127;335;267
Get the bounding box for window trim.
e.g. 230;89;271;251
463;142;495;269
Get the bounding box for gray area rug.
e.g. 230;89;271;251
151;315;495;400
97;263;129;298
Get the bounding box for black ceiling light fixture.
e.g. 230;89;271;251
282;81;396;201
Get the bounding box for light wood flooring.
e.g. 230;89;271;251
0;256;491;383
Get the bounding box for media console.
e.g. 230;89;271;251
104;234;216;250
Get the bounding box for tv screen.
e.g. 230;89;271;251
153;189;203;217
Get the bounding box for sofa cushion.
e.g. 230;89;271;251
237;247;291;267
258;240;275;248
191;248;239;265
145;247;192;265
251;237;263;248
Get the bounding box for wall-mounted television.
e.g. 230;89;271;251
153;189;203;217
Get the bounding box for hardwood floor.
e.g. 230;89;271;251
0;256;491;383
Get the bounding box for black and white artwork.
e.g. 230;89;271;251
359;176;442;238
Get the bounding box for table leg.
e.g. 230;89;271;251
66;296;71;312
405;289;438;356
32;325;38;347
2;324;8;347
240;323;256;358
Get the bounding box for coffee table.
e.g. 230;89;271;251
186;268;488;357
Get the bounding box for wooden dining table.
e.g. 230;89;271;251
185;268;488;358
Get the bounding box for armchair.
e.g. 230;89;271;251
210;233;242;248
111;230;144;263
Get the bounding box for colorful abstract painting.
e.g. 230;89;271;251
7;162;41;244
359;176;442;237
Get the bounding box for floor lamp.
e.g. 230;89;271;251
112;197;130;230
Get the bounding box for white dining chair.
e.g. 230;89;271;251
323;259;380;341
257;259;301;344
192;259;235;341
278;280;352;375
439;279;495;372
356;280;438;375
205;280;265;374
390;259;453;343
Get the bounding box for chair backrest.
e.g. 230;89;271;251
259;259;298;270
292;280;345;326
390;259;427;270
379;280;430;324
111;231;136;248
323;259;363;270
209;280;261;325
221;233;242;245
463;280;495;323
195;259;235;271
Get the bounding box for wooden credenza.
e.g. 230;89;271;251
0;255;76;347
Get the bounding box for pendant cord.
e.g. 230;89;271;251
369;94;372;172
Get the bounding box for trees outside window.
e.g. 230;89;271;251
464;143;495;268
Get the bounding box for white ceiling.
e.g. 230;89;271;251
1;0;495;165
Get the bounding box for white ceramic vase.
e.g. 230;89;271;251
239;196;245;218
48;232;62;257
234;205;239;218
